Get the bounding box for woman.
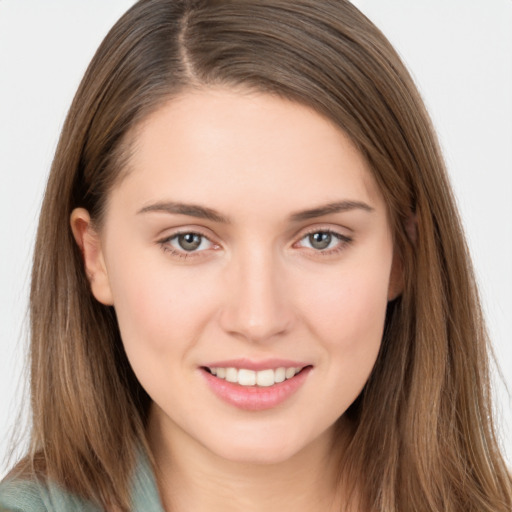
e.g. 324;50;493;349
0;0;510;510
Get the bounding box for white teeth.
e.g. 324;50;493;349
274;367;286;383
256;369;274;387
285;367;296;379
238;369;256;386
226;367;238;383
208;366;304;387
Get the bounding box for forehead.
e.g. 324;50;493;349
111;88;385;218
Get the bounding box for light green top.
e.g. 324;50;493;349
0;451;164;512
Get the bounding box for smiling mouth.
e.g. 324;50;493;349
203;366;309;387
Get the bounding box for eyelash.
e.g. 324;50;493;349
295;228;353;256
157;228;353;260
158;230;217;260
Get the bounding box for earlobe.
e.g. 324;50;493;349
70;208;114;306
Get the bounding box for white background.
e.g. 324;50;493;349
1;0;511;478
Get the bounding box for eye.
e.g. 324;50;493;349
296;230;351;252
160;232;215;255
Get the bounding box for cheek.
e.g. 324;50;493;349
112;272;173;350
302;267;390;419
300;254;391;368
105;259;219;407
105;251;216;355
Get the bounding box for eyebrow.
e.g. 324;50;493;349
137;199;374;224
137;201;230;223
288;200;374;222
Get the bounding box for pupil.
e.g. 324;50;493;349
178;233;201;251
309;232;332;250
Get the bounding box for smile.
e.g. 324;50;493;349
206;367;304;387
201;363;312;411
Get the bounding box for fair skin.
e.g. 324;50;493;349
71;88;400;512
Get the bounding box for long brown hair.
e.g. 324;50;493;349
9;0;512;510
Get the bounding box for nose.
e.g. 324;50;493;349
218;247;294;343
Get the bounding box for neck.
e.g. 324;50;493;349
147;408;356;512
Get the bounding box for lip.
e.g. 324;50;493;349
203;358;310;371
200;363;312;411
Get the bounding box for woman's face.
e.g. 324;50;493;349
76;88;399;464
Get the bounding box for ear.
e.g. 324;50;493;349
387;251;404;301
387;213;417;301
70;208;114;306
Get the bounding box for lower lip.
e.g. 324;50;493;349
201;367;312;411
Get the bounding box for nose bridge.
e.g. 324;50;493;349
220;242;292;342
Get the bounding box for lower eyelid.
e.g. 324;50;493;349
160;245;190;259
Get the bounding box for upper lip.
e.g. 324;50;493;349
202;358;310;371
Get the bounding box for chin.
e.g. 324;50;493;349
201;422;334;467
